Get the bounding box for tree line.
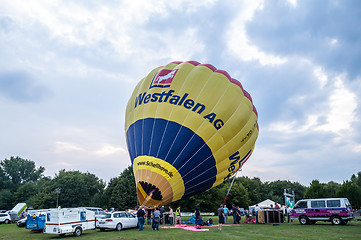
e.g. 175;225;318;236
1;156;360;212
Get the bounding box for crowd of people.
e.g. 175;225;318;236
132;202;288;231
133;205;182;231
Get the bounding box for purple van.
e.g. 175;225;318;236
290;198;353;225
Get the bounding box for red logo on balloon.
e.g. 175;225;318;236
150;69;178;88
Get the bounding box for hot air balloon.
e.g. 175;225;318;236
125;61;258;207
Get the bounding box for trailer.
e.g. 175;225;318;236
8;203;27;222
44;208;95;236
26;209;49;231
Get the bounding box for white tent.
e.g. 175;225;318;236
249;199;282;210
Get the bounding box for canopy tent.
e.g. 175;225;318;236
249;199;283;210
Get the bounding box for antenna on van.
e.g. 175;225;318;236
284;189;295;208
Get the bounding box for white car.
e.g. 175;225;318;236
96;211;138;231
0;213;11;224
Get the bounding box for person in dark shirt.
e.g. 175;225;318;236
194;204;201;220
217;204;225;231
195;215;204;229
159;206;165;224
232;204;238;224
146;207;152;225
137;206;145;231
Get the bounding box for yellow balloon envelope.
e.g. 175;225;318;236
125;61;259;206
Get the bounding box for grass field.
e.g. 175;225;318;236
1;219;360;240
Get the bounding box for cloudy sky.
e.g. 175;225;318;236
1;0;360;186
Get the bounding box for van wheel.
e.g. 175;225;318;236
299;216;309;225
331;216;342;225
4;219;10;224
116;223;122;231
99;228;105;232
73;227;82;236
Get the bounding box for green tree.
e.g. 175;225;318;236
337;181;361;209
237;176;265;205
350;172;361;188
324;181;340;197
0;156;45;209
104;166;137;210
0;156;45;191
222;181;250;208
13;177;51;206
304;180;328;198
29;170;105;209
0;189;14;209
263;180;306;204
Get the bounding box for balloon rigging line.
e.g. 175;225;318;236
222;168;240;205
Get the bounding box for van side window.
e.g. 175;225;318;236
294;201;307;209
311;200;326;208
327;200;341;207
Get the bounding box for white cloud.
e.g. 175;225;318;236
269;115;319;135
54;141;85;153
313;67;328;88
225;0;287;66
94;144;127;157
287;0;298;8
55;161;74;167
353;145;361;152
316;74;357;135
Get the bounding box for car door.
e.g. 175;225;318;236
118;212;129;228
126;212;138;228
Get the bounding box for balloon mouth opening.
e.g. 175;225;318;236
137;181;163;206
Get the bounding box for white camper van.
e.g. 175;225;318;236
44;208;95;236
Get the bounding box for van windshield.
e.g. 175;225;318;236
294;201;307;209
344;199;351;208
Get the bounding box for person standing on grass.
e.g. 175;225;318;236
232;204;238;224
223;205;229;224
137;206;145;231
159;206;165;224
146;207;152;225
194;204;201;220
217;204;225;231
175;206;181;225
236;206;242;224
254;204;260;224
168;206;174;225
152;207;161;230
